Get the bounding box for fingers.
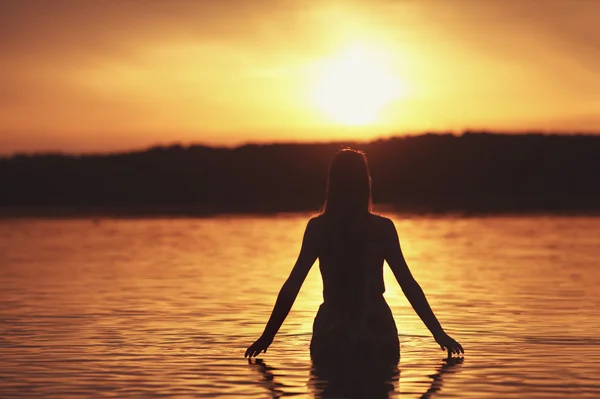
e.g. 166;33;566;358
449;342;464;356
439;338;464;357
450;340;464;355
435;334;464;357
245;344;259;358
450;345;459;356
245;343;268;358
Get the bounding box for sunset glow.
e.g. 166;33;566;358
311;45;406;126
1;0;599;154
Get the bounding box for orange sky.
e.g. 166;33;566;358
1;0;599;154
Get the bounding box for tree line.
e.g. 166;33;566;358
1;132;599;216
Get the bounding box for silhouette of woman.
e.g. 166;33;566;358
245;149;463;364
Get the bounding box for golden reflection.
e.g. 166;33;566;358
420;357;464;399
248;356;463;398
2;216;599;397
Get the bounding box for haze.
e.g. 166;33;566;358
1;0;599;154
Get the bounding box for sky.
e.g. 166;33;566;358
1;0;599;154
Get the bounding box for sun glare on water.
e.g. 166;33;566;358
311;44;407;126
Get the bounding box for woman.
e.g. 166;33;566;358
245;149;463;363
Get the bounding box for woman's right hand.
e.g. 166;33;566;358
244;334;274;358
434;331;464;356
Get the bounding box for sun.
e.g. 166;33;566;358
311;45;406;126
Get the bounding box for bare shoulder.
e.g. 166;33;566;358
370;213;395;231
370;214;399;246
306;214;324;233
308;213;324;224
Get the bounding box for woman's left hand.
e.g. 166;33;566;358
434;331;464;357
245;334;274;358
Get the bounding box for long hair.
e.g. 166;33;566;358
320;149;374;304
322;149;373;217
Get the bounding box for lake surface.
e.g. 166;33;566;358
1;214;599;398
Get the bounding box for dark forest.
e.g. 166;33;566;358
1;132;599;217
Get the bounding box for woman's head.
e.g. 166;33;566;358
322;148;372;216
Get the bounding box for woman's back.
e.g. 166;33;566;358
310;213;400;364
314;213;388;306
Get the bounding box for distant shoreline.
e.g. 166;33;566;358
2;205;599;219
3;133;600;216
2;131;600;158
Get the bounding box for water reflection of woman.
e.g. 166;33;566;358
249;356;464;399
245;149;463;365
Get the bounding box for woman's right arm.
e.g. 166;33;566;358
382;217;464;356
244;217;319;358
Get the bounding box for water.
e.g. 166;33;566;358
1;214;599;398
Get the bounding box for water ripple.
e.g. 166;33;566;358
1;215;599;398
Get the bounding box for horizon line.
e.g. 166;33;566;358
2;129;600;158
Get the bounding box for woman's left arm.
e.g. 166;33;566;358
245;218;319;358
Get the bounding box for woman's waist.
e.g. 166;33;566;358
315;296;396;330
321;292;387;309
